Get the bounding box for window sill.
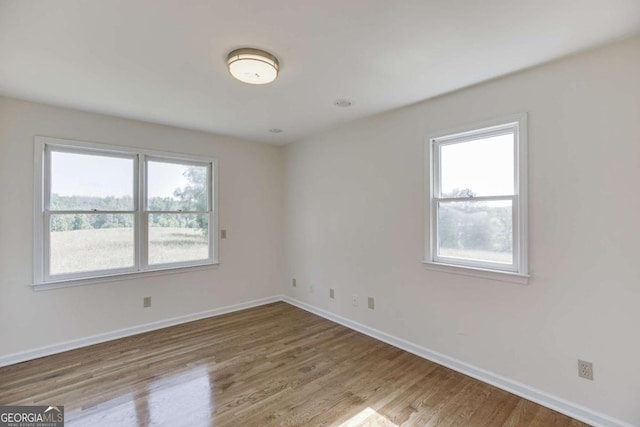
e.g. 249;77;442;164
422;261;529;285
32;262;220;291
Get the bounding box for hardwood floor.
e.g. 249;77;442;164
0;302;587;426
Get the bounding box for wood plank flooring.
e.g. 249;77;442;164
0;302;587;426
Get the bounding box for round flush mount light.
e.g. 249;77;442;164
227;48;279;85
334;99;353;107
268;128;284;133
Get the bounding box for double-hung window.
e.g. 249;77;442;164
34;136;218;288
425;114;528;282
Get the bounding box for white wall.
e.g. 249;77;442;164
284;35;640;425
0;97;284;357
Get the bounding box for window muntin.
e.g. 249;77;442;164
36;137;218;286
428;116;527;275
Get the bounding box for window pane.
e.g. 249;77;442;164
148;214;209;265
50;151;134;211
49;214;135;275
440;133;514;197
438;200;512;264
147;161;208;211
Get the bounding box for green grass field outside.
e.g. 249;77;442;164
50;227;208;275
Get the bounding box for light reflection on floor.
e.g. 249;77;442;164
148;367;211;425
67;368;400;427
338;407;398;427
68;366;212;427
67;392;138;426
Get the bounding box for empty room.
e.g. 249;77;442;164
0;1;639;426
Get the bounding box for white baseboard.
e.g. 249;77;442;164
282;296;633;427
0;295;280;368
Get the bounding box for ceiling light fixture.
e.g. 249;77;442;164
227;48;279;85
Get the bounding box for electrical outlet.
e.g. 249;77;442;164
368;297;375;310
309;285;314;294
220;229;227;239
578;360;593;380
351;294;358;307
143;296;151;308
330;288;335;299
292;278;296;287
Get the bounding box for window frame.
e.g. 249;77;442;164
33;136;219;289
424;114;529;284
143;156;214;269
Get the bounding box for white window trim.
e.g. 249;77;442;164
33;136;219;290
423;113;529;284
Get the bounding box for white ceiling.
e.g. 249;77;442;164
1;1;639;145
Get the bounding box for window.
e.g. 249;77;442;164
34;136;218;287
425;114;528;282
